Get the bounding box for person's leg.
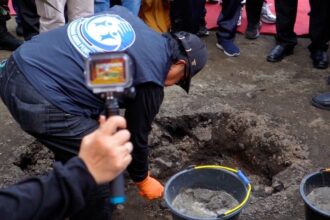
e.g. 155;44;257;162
308;0;330;69
35;0;66;32
67;0;94;22
94;0;110;14
15;0;39;40
275;0;298;47
169;0;185;32
195;0;209;36
121;0;141;15
266;0;297;62
110;0;121;7
245;0;263;39
0;0;23;51
216;0;241;56
11;0;23;36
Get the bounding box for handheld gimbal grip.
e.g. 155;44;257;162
106;97;126;205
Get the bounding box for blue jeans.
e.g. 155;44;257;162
216;0;241;42
121;0;141;15
94;0;110;13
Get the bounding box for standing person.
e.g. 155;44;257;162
0;0;22;51
244;0;276;39
244;0;264;39
169;0;209;36
14;0;39;41
35;0;94;32
307;0;330;70
308;1;330;110
0;6;207;219
0;116;133;220
215;0;241;57
266;0;298;62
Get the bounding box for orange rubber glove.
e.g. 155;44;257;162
135;174;164;200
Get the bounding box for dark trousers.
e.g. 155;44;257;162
15;0;39;40
274;0;298;47
309;0;330;52
169;0;206;34
0;0;10;23
246;0;264;28
216;0;241;42
0;57;113;220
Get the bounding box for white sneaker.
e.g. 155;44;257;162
261;2;276;24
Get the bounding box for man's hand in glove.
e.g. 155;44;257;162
135;174;164;200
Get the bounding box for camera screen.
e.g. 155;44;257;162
89;58;126;86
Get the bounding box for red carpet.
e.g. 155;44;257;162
9;0;15;15
205;0;310;36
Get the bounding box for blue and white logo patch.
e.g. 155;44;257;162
68;14;136;58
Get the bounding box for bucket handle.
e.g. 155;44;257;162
320;168;330;173
194;165;252;218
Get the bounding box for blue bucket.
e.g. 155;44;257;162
164;165;252;220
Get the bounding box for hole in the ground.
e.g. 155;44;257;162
149;111;307;187
13;141;54;175
14;156;34;170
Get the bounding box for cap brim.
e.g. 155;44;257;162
178;63;192;93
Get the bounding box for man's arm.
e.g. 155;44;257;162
124;83;164;182
124;83;165;200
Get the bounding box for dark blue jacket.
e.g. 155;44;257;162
11;6;173;182
13;6;172;118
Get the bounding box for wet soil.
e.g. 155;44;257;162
1;18;330;220
172;188;239;218
307;187;330;213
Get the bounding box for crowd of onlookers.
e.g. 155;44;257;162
0;0;330;108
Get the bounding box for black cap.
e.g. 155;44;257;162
173;31;208;93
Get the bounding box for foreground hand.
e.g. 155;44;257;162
79;116;133;184
135;174;164;200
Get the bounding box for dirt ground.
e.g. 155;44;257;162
1;18;330;220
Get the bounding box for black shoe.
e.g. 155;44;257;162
266;44;294;62
245;23;260;40
197;26;210;37
16;24;24;37
311;92;330;110
0;31;23;51
310;50;329;69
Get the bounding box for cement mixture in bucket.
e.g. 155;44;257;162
307;187;330;213
172;188;239;218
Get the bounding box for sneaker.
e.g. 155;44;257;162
197;26;210;37
261;2;276;24
245;23;261;39
216;40;240;57
0;31;23;51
